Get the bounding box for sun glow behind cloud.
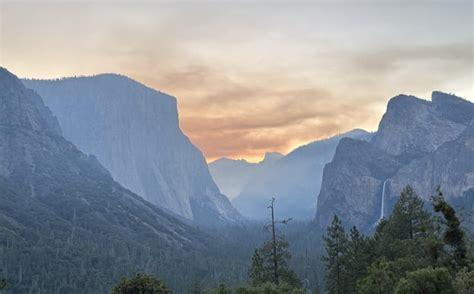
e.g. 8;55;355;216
1;0;472;162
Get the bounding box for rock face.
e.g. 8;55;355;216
389;122;474;205
315;92;474;231
228;129;372;220
371;94;467;160
0;68;207;292
209;152;283;200
315;138;403;229
23;75;240;225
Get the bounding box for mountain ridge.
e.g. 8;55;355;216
23;74;241;226
316;91;474;230
210;129;373;220
0;67;212;292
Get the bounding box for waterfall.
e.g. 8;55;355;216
379;180;387;220
373;180;388;228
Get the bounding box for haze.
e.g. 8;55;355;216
1;0;472;162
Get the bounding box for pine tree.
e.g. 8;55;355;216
346;226;372;291
249;249;266;286
389;186;432;240
432;188;467;270
323;215;349;294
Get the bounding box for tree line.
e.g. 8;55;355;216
323;186;474;294
3;185;471;293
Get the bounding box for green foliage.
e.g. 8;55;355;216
207;218;304;293
248;249;266;286
257;238;302;288
454;267;474;294
357;261;395;294
394;267;455;294
346;226;373;290
323;185;473;294
432;188;467;269
111;272;171;294
378;186;433;243
372;186;439;271
322;215;350;294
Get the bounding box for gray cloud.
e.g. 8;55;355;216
1;0;472;161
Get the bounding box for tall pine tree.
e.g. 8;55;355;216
432;188;467;270
323;215;350;294
346;226;373;292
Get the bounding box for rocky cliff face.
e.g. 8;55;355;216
23;75;240;225
371;94;468;160
316;92;474;230
315;138;402;229
1;67;201;245
389;122;474;204
0;67;211;292
229;129;372;220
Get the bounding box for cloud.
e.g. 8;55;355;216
346;42;473;75
1;1;472;162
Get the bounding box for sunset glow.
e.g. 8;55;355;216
1;0;472;162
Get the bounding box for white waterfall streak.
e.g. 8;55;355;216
380;180;387;220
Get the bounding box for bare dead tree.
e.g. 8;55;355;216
264;197;293;285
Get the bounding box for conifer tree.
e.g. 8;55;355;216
389;186;432;240
249;249;266;286
346;226;372;291
323;215;349;294
432;188;467;269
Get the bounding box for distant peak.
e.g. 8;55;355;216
261;152;284;163
209;157;250;165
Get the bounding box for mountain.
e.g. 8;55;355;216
315;138;403;229
23;75;240;226
315;92;474;231
371;93;467;160
209;152;283;200
230;129;373;220
0;67;212;292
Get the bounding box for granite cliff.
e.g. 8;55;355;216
24;75;240;225
315;92;474;230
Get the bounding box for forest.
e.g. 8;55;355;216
4;185;469;293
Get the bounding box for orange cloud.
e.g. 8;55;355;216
1;1;472;162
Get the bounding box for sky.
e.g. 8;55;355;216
1;0;473;162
